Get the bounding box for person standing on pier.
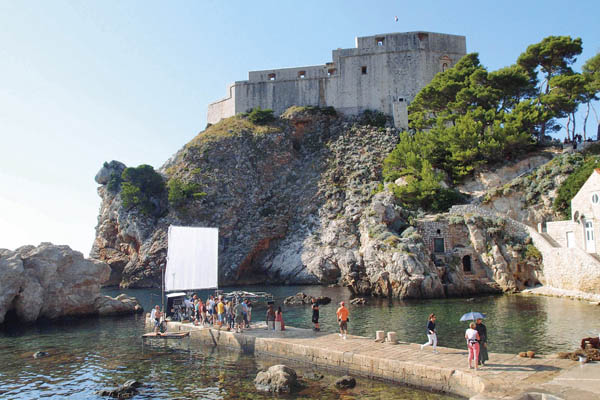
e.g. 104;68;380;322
420;314;438;353
465;322;481;370
311;298;320;332
336;301;349;340
475;318;488;366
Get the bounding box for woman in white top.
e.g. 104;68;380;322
465;322;481;370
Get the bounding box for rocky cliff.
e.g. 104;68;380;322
91;108;542;298
0;243;142;324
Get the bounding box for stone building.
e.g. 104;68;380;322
417;217;485;280
545;169;600;254
207;31;466;129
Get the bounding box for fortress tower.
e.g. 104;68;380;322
207;31;466;129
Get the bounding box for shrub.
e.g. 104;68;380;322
168;178;204;208
359;109;387;128
120;165;165;216
246;107;275;125
107;173;123;193
524;244;542;261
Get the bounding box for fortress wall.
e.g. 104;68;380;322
233;77;327;115
207;83;236;124
207;32;467;125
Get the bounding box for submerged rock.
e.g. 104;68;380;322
254;364;298;393
350;297;367;305
0;243;143;324
283;292;331;305
96;379;142;399
33;351;49;359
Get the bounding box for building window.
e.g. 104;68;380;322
586;221;594;241
376;37;385;46
442;63;449;72
361;66;367;75
268;73;276;81
433;238;445;253
592;193;599;204
327;68;336;76
298;71;306;79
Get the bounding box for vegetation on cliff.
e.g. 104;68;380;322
383;36;599;212
120;165;166;217
554;154;600;218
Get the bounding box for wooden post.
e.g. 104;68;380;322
375;330;385;342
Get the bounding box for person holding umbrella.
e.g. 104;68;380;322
476;318;489;366
460;311;486;369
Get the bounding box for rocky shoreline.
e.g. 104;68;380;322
0;243;142;325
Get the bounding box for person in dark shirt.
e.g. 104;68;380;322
311;298;320;331
420;313;438;354
475;318;489;366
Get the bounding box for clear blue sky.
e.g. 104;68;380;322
1;0;598;254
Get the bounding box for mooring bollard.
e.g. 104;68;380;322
375;330;385;342
387;331;398;344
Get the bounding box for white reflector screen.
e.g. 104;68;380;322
165;226;219;291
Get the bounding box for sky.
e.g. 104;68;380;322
1;0;598;255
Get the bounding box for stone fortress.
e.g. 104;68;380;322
207;31;466;129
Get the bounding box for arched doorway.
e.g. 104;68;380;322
462;255;472;273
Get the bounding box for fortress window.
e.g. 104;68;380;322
376;37;385;46
298;71;306;78
327;68;336;76
592;193;599;204
268;73;276;81
361;66;367;75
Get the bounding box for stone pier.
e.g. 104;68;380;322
146;318;599;399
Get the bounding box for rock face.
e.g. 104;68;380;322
254;365;298;393
90;108;545;298
0;243;142;324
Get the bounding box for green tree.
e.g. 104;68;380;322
517;36;583;137
120;165;166;216
582;53;600;139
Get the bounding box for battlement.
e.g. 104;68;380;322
207;31;467;128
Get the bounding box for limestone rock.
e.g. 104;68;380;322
334;375;356;389
0;252;25;324
94;160;126;185
89;109;544;299
0;243;142;324
254;365;298;393
95;294;144;316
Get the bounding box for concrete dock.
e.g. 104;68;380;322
146;319;599;400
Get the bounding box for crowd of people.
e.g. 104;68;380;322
152;295;255;333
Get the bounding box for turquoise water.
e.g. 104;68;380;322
1;285;599;399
